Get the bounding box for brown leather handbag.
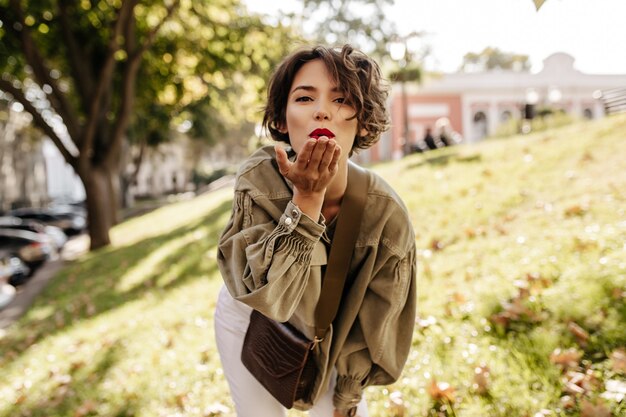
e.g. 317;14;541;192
241;163;368;409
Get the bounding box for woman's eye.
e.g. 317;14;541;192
334;97;346;104
295;96;312;102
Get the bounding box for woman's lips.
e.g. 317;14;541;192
309;128;335;139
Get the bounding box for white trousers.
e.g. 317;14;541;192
214;286;369;417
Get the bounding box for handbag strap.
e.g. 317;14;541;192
313;162;368;341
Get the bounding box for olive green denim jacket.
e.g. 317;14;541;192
217;146;416;415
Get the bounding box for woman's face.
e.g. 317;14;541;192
281;59;359;162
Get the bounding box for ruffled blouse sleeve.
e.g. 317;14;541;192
217;189;325;322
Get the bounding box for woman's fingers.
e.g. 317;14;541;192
328;144;342;173
274;145;292;176
308;138;327;169
295;139;316;171
318;139;337;171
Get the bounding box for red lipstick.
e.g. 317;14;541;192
309;128;335;139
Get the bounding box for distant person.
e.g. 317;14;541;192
423;127;438;150
214;45;416;417
435;117;461;146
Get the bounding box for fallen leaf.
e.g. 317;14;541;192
430;239;445;251
580;399;611;417
567;321;589;345
550;348;583;369
611;288;625;300
428;379;456;403
564;204;588;217
610;348;626;373
473;365;490;394
559;395;576;410
451;292;466;304
74;400;97;417
580;151;594;162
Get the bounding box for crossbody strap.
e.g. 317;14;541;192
313;162;368;341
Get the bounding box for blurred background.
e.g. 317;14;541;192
1;0;625;250
1;1;625;416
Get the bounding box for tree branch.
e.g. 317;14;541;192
8;0;81;142
130;0;180;63
57;0;94;111
81;0;137;159
105;1;179;167
0;78;77;169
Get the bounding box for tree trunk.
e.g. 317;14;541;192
82;166;116;250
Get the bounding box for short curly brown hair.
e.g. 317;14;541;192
262;45;390;154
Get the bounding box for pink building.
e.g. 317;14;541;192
355;53;626;164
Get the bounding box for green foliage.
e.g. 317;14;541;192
0;115;625;416
389;63;421;83
461;47;531;72
286;0;398;60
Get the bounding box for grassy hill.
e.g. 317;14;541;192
1;114;625;417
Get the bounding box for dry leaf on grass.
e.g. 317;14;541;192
563;370;601;395
559;395;576;410
567;321;589;346
580;399;611;417
428;379;456;403
73;400;97;417
473;365;490;394
430;239;445;251
550;348;583;369
610;348;626;373
564;204;588;217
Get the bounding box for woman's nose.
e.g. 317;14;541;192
313;107;330;121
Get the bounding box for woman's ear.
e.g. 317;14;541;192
359;127;368;137
278;123;288;134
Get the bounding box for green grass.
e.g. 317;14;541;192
1;115;625;417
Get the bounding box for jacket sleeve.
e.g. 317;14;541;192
217;190;325;321
332;245;417;415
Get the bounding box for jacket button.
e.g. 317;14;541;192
292;209;299;217
284;217;293;226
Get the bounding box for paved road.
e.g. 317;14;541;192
0;234;89;330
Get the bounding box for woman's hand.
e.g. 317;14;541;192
275;137;341;196
275;137;341;220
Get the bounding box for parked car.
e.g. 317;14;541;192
9;208;86;235
48;201;87;219
0;282;16;310
0;216;68;250
0;254;31;286
0;228;54;270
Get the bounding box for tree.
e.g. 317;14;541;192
0;0;292;250
461;47;531;72
280;0;400;61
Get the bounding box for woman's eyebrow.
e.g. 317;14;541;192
290;85;341;95
290;85;316;94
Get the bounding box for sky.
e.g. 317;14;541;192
243;0;626;75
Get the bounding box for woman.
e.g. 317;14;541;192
215;45;416;417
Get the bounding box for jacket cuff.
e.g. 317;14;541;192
333;376;362;416
281;201;325;241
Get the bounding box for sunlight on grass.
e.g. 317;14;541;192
1;115;625;417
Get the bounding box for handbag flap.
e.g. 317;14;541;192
243;310;313;378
